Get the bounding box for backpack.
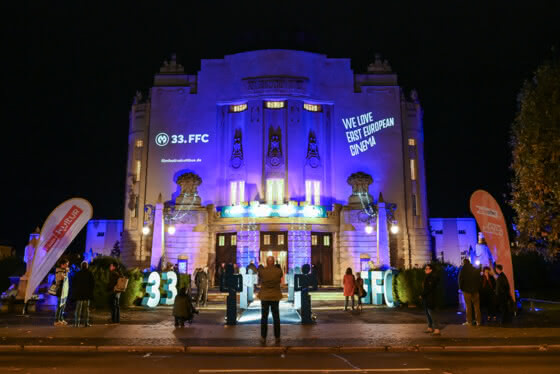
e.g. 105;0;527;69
114;276;129;292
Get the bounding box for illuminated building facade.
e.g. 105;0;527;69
122;50;431;284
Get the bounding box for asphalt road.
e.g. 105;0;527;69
1;352;559;373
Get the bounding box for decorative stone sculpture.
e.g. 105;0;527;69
347;171;373;208
306;131;320;168
367;54;392;74
159;53;184;74
230;129;243;169
175;172;202;207
266;128;283;167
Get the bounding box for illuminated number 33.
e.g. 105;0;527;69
141;271;178;308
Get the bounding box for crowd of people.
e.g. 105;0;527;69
458;259;513;326
50;255;515;343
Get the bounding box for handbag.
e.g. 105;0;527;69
114;277;129;292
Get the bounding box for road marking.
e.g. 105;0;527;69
199;370;430;373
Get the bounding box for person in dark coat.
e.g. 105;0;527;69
195;267;209;307
247;260;258;275
173;287;198;327
72;261;95;327
458;258;482;326
216;262;226;286
421;263;440;335
495;264;512;324
107;262;122;323
480;266;497;322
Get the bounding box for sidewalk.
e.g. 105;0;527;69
1;302;560;353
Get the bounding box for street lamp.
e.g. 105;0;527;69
167;225;176;235
365;224;373;234
142;226;150;235
390;221;399;234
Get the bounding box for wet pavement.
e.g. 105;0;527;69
1;301;560;348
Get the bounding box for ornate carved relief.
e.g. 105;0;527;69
266;127;283;168
175;172;202;206
306;130;320;168
347;171;373;208
230;129;243;169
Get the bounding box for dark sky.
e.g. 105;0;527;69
3;2;559;254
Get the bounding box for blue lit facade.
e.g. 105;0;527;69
123;50;431;284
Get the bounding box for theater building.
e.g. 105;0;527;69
122;50;431;285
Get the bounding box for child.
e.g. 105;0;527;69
173;287;198;327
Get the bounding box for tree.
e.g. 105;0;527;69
110;241;121;258
510;59;560;259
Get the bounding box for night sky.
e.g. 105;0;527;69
3;2;559;255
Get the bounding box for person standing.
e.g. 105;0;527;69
72;261;95;327
217;262;226;287
354;272;365;312
343;268;356;311
421;264;441;335
458;259;482;326
195;267;209;307
247;260;258;275
54;258;70;326
107;262;122;324
258;255;283;344
480;266;497;322
495;264;512;324
173;287;198;327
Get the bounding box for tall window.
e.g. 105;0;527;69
266;178;284;205
135;160;141;182
305;180;321;205
412;194;417;217
229;181;245;205
410;159;417;181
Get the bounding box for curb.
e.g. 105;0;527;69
187;346;284;355
97;345;185;353
1;344;556;354
24;345;97;352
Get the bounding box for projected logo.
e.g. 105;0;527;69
341;112;395;156
155;132;170;147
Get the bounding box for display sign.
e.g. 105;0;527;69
220;204;327;218
470;190;515;301
341;111;395;156
24;198;93;302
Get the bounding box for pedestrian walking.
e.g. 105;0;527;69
258;255;283;344
343;267;356;311
421;263;441;336
107;262;122;323
355;272;365;312
480;266;497;322
173;287;198;327
54;258;70;326
195;267;209;307
458;258;482;326
495;264;513;324
72;261;95;327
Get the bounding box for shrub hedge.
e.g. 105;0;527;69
89;256;144;308
393;262;459;308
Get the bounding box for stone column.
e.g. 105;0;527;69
150;197;165;269
376;194;390;267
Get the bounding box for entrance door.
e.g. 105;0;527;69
215;233;237;284
311;232;333;285
260;232;288;281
